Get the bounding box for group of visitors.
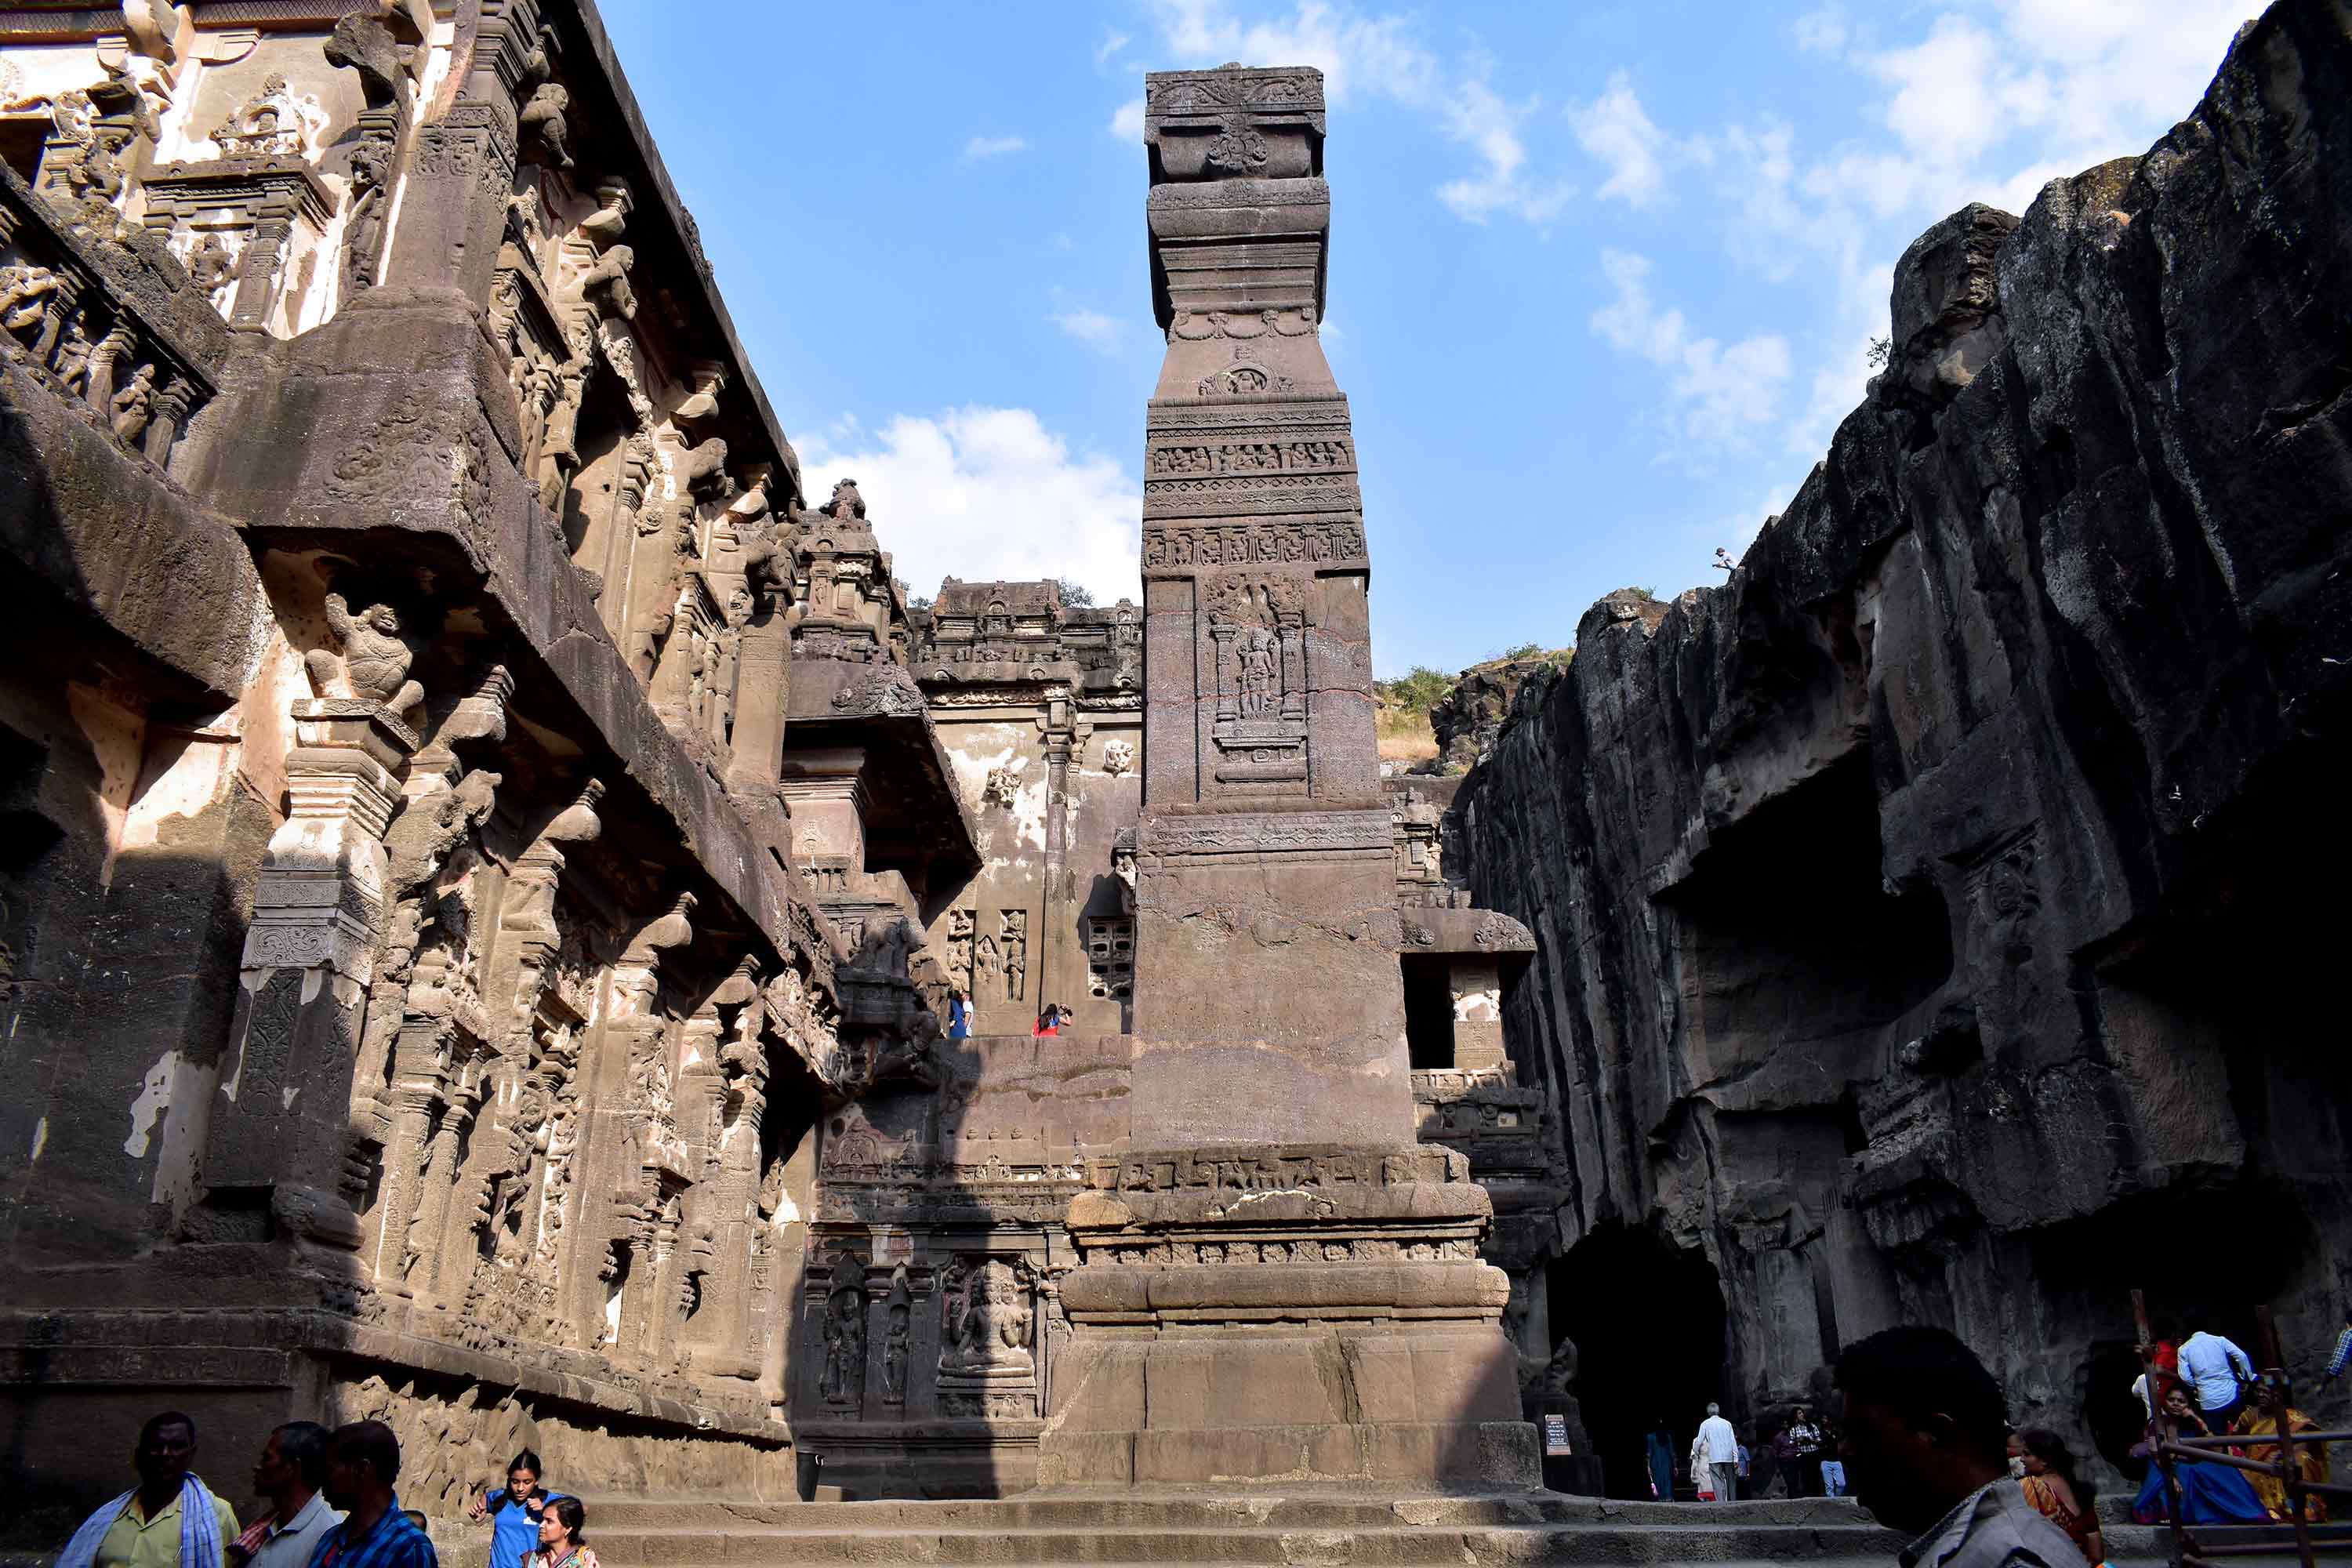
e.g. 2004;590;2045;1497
1655;1402;1844;1501
2120;1313;2339;1529
941;992;1074;1038
53;1414;598;1568
1674;1308;2347;1566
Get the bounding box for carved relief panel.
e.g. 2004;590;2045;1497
1204;572;1310;793
936;1254;1036;1419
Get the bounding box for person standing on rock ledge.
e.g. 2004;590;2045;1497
1836;1327;2078;1568
1697;1403;1740;1501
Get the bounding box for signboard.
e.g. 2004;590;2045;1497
1542;1414;1573;1457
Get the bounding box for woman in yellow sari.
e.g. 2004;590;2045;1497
2232;1402;2331;1522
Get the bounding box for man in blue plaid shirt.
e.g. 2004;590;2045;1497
305;1424;435;1568
2325;1306;2352;1387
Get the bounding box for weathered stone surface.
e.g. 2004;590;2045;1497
1449;0;2352;1493
0;0;970;1544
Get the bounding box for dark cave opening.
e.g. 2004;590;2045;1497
1549;1224;1729;1500
1402;953;1455;1069
1658;750;1953;1056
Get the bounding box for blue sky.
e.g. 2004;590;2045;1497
597;0;2259;677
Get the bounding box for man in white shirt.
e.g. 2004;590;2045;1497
230;1423;344;1568
2176;1328;2255;1429
1697;1403;1740;1502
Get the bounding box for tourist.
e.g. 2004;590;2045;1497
307;1421;437;1568
1643;1416;1676;1501
946;989;971;1039
1032;1006;1060;1036
2130;1382;2268;1527
2176;1324;2255;1431
1820;1416;1848;1498
1697;1402;1740;1502
55;1411;239;1568
1690;1429;1711;1499
1751;1421;1784;1497
1834;1325;2080;1566
2014;1428;2103;1565
530;1498;594;1568
1787;1404;1825;1497
228;1423;342;1568
466;1450;562;1568
2232;1399;2331;1522
2321;1305;2350;1388
2129;1338;2180;1418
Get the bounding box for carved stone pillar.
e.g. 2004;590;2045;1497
143;372;194;463
1037;66;1535;1493
724;610;790;792
380;2;539;299
227;214;291;334
206;700;414;1258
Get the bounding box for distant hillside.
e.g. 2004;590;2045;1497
1376;643;1572;774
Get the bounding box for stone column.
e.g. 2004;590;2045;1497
227;214;290;334
1036;66;1535;1493
379;1;539;300
205;699;414;1258
724;609;791;792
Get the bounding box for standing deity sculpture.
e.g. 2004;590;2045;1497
1237;625;1279;717
818;1258;867;1406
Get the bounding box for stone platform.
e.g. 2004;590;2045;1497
583;1494;1902;1565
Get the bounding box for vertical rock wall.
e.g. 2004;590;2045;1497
1452;0;2352;1479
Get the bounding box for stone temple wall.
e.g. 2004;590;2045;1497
0;0;974;1543
1449;0;2352;1494
913;579;1144;1038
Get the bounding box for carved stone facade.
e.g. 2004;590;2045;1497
0;0;972;1537
913;580;1142;1036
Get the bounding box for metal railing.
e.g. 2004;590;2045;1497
2132;1290;2347;1568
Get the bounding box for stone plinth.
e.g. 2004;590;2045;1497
1040;1145;1533;1488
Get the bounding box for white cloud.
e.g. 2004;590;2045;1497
1097;27;1131;66
1138;0;1570;228
964;134;1027;161
1109;97;1145;142
1051;305;1123;354
1145;0;1437;107
1570;71;1669;209
1436;71;1570;226
1794;9;1847;54
1590;250;1791;448
802;408;1141;607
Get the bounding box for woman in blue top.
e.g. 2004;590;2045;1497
466;1451;564;1568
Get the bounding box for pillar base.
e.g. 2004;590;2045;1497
1037;1145;1541;1492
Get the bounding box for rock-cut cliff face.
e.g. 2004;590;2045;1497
1452;0;2352;1486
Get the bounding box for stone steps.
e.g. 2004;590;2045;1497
580;1494;1907;1565
572;1493;2316;1566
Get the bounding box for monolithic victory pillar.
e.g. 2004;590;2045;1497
1036;66;1537;1492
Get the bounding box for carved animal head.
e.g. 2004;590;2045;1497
368;604;403;635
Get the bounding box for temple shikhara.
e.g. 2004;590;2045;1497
2;1;2349;1563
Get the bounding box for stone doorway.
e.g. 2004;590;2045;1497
1548;1225;1727;1499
